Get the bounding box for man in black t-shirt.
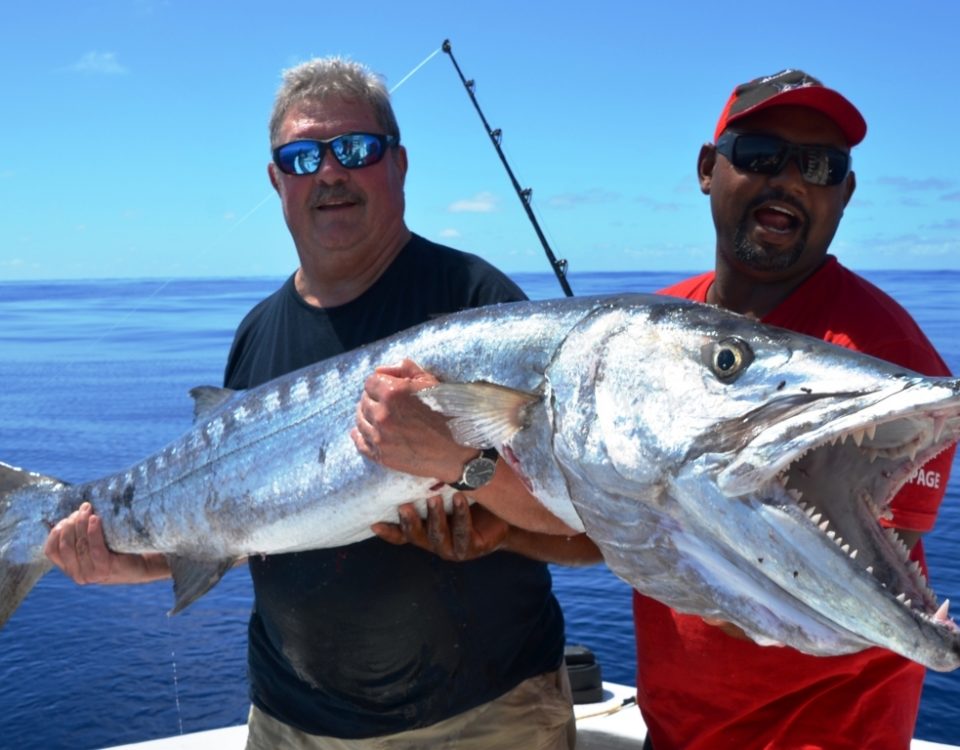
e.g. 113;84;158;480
44;57;579;749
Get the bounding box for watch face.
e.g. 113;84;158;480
463;456;497;489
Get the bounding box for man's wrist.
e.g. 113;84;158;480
447;448;499;491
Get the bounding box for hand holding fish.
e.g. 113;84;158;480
372;494;509;561
352;358;475;483
354;359;579;535
373;494;602;568
43;503;169;585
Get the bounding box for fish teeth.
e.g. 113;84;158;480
850;549;858;560
932;417;946;443
934;599;951;622
865;424;876;441
851;429;865;447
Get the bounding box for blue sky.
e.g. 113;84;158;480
2;0;958;280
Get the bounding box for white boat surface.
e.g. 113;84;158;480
102;681;956;750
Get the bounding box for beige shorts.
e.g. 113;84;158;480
245;666;576;750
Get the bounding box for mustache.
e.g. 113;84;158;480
744;188;809;223
311;184;364;206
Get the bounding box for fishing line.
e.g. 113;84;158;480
390;47;443;94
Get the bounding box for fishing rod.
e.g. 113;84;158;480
442;39;574;297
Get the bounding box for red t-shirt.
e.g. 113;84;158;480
634;256;955;750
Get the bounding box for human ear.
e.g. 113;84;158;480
698;143;716;195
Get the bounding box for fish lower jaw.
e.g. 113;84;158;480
777;490;960;646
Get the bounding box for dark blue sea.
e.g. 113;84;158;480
0;271;957;749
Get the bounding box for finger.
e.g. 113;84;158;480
55;510;83;581
371;522;406;545
85;514;112;574
451;495;474;560
426;496;454;556
397;504;431;548
362;372;386;400
350;426;381;462
43;520;66;568
349;426;367;454
73;503;98;583
374;359;422;378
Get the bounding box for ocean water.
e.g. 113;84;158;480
0;270;957;749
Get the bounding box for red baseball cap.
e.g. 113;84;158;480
714;69;867;146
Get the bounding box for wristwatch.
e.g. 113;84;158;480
448;448;499;491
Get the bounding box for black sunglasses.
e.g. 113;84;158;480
273;132;399;175
715;132;851;187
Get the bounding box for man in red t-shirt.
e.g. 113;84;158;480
632;70;954;750
351;68;955;750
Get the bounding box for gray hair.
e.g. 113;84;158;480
268;56;400;147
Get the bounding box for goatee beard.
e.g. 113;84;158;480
733;190;809;272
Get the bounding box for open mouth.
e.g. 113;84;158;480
754;204;801;235
720;383;960;643
780;426;955;629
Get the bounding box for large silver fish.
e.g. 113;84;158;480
1;294;959;671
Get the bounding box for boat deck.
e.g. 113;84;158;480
103;682;956;750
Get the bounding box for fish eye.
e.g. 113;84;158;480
702;337;753;381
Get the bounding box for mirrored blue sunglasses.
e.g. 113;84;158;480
272;132;400;175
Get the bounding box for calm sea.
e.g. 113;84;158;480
0;270;957;749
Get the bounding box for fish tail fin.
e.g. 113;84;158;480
0;461;66;629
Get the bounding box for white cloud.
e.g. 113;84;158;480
547;189;619;208
448;192;498;213
439;228;461;238
71;51;128;75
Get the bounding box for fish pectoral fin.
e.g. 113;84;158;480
188;386;237;422
166;555;237;615
417;382;541;448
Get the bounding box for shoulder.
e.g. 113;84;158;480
224;275;298;387
794;260;949;375
658;271;714;301
398;234;527;305
233;275;296;333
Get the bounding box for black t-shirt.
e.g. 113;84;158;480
223;234;565;738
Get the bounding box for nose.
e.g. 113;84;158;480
314;150;350;184
767;154;808;195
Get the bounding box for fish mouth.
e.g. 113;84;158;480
714;378;960;653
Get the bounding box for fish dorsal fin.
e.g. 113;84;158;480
417;382;541;449
166;555;237;614
0;461;67;493
188;386;237;422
